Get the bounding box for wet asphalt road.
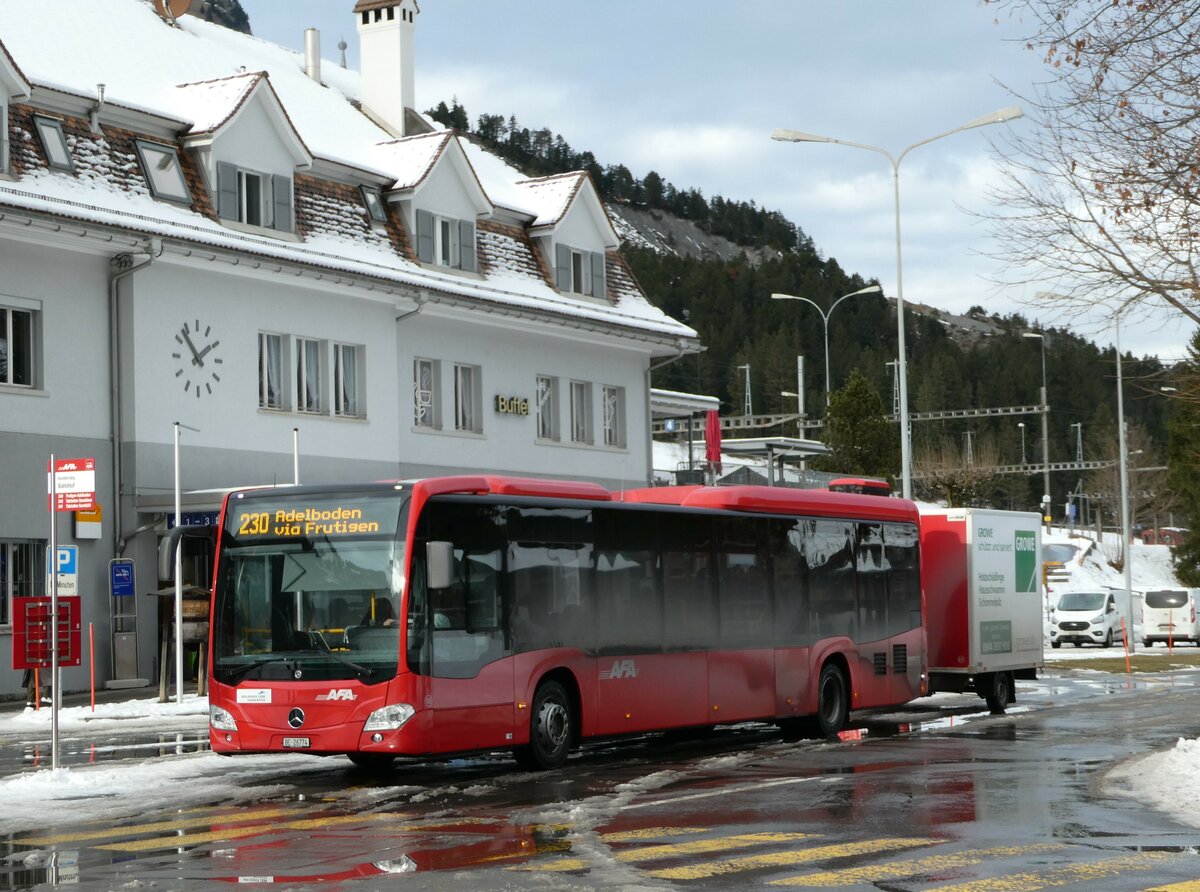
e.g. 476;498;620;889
5;669;1200;890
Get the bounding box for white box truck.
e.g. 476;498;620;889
920;508;1044;713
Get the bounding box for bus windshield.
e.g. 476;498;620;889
212;490;409;686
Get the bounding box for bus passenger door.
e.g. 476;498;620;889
425;515;514;753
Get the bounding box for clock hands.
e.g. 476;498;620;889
180;329;205;367
194;340;220;364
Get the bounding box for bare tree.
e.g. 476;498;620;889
914;436;1003;507
1085;421;1175;563
984;1;1200;327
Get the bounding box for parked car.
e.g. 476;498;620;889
1049;590;1121;648
1141;588;1200;647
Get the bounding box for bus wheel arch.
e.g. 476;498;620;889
514;669;579;770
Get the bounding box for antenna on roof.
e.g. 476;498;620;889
338;37;349;69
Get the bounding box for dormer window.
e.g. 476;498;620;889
215;161;293;233
134;140;191;204
361;185;387;224
33;115;73;172
415;209;476;272
555;244;606;299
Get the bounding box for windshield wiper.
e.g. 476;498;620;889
311;630;374;680
221;657;293;684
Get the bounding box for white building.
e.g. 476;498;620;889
0;0;699;697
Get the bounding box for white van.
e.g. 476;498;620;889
1049;590;1121;648
1141;588;1200;647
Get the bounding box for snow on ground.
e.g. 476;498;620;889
0;525;1195;836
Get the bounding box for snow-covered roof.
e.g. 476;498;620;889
0;0;698;347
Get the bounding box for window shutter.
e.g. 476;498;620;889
0;104;9;174
216;161;238;220
590;251;606;299
554;243;571;291
458;219;477;272
416;209;434;263
272;175;293;231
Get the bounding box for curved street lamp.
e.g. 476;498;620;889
772;105;1024;498
771;285;882;406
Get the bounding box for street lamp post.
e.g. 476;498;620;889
771;285;882;406
1115;317;1136;652
1022;332;1051;504
1018;422;1027;465
772;106;1023;500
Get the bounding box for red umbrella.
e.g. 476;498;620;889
704;410;722;476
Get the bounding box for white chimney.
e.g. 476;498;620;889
354;0;418;137
304;28;321;84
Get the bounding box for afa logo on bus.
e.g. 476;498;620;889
599;659;638;680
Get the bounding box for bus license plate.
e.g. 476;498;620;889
282;737;310;748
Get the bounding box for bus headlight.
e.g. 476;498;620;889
210;705;238;732
363;703;415;732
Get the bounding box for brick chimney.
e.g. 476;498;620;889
354;0;418;137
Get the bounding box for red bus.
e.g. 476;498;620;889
207;476;926;770
828;477;892;497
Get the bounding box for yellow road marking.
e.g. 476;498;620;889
648;837;935;880
18;807;298;847
930;851;1173;891
601;827;709;843
770;844;1065;886
95;812;399;852
622;832;817;863
508;832;819;873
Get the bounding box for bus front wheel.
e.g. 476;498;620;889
514;680;573;770
814;663;849;739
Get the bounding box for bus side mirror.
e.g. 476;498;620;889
427;541;454;590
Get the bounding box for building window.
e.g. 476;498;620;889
536;375;559;441
360;185;387;224
334;343;363;417
296;337;323;414
33;115;73;172
414;357;439;428
258;332;284;409
570;380;592;444
0;304;35;387
134;140;191;204
216;162;293;232
454;363;481;433
554;244;606;299
0;540;44;627
603;385;626;448
415;209;476;272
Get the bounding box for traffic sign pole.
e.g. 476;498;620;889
48;453;60;770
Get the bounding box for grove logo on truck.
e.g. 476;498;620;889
1014;530;1037;592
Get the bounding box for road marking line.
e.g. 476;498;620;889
508;832;817;874
601;827;709;842
95;812;398;852
621;832;818;863
928;851;1174;891
769;843;1065;886
18;807;298;846
624;774;827;811
648;837;935;880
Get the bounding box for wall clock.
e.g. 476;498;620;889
172;319;222;397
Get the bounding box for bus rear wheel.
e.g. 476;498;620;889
514;680;573;770
814;663;849;739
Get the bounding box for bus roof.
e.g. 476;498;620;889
620;485;919;523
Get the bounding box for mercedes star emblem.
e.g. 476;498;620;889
288;708;305;729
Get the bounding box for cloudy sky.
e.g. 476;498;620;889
239;0;1186;362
